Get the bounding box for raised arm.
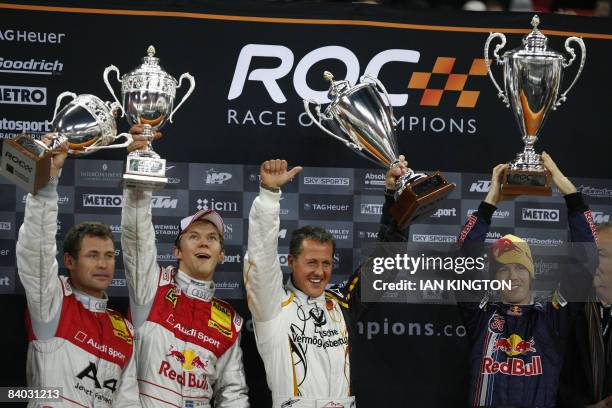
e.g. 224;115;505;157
120;126;163;328
244;160;302;326
16;137;67;340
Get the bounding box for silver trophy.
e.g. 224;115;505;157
484;15;585;195
104;45;195;190
0;92;132;194
304;71;455;228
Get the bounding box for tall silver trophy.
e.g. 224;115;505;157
304;71;455;228
485;15;585;196
0;92;132;194
104;45;195;190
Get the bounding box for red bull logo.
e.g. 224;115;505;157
492;238;522;258
482;356;542;376
485;334;542;377
159;346;210;390
492;334;536;356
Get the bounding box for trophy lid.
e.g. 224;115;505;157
324;71;352;100
123;45;177;85
522;15;548;53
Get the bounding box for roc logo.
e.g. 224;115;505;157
407;57;487;108
165;287;178;308
107;311;133;344
209;300;232;337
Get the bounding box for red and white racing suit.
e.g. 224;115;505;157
245;188;355;408
17;179;138;407
121;188;249;408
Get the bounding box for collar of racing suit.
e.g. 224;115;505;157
286;276;326;304
73;289;108;313
174;269;215;302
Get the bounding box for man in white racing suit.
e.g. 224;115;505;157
244;158;406;408
16;138;138;407
121;126;249;407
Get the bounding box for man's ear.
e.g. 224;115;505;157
173;245;182;261
64;252;75;271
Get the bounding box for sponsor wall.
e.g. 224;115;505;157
0;1;611;406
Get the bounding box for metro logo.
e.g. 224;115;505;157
407;57;487;108
521;208;559;222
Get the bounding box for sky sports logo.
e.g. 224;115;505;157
303;177;350;186
0;58;63;75
521;208;559;222
0;85;46;105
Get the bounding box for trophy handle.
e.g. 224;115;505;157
360;74;398;125
103;65;125;117
303;99;362;151
484;32;510;107
554;36;586;110
169;73;196;123
52;91;77;121
83;132;133;153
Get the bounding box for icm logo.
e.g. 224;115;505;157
205;168;232;185
303;177;350;186
0;222;11;231
521;208;560;222
0;58;63;75
470;180;491;193
360;203;383;215
196;198;238;212
593;211;611;224
364;172;386;186
151;196;178;209
431;208;457;218
83;194;123;207
0;85;46;105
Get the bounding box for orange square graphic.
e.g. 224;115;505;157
445;74;467;91
421;89;443;106
469;58;488;76
457;90;480;108
408;72;431;89
432;57;455;74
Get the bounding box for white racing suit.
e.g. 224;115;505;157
245;187;356;408
121;188;249;408
16;179;138;407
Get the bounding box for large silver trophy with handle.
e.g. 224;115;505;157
304;71;455;228
0;92;132;194
104;45;195;190
485;15;585;196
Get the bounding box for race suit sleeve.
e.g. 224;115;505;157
121;187;159;329
212;332;250;407
243;187;286;343
16;179;63;341
329;190;411;320
112;322;140;407
456;201;494;335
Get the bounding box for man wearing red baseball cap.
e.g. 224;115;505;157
121;127;249;408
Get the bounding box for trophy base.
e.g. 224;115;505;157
501;167;552;196
389;172;456;229
0;135;52;194
123;155;167;190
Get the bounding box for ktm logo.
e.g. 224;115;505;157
407;57;487;108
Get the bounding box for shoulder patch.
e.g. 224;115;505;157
165;287;178;308
59;275;72;296
107;310;134;344
209;299;233;338
159;266;175;287
233;313;244;332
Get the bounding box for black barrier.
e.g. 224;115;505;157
0;1;611;406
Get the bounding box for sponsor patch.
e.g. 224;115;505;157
165;287;178;308
107;311;133;344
